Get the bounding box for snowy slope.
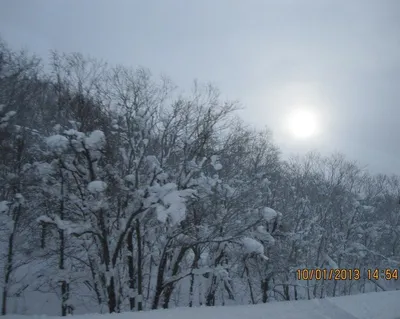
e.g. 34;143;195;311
4;290;400;319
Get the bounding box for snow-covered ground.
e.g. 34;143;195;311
4;290;400;319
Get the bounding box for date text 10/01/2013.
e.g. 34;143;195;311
296;268;398;281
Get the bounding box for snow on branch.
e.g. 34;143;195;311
46;134;69;153
88;180;108;193
37;215;92;237
261;207;278;222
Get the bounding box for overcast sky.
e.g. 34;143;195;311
1;0;399;174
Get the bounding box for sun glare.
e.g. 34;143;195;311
286;109;318;139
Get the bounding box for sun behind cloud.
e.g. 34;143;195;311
286;108;319;139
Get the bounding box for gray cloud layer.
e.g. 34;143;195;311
1;0;399;174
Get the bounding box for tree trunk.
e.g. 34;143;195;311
88;257;103;306
188;248;200;307
244;265;255;304
59;176;71;316
135;220;143;311
107;277;117;313
162;247;188;309
97;208;115;313
261;278;269;303
283;283;290;301
205;275;217;306
59;223;69;316
127;229;136;310
1;231;15;315
152;247;169;309
1;203;22;315
40;223;47;249
189;274;195;307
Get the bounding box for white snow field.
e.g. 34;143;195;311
4;290;400;319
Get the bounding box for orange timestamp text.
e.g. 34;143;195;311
296;268;398;281
296;268;360;280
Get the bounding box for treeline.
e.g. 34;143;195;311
0;39;399;315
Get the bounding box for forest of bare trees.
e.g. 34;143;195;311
0;38;399;315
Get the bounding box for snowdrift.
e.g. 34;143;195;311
4;290;400;319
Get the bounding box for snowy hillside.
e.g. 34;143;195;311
4;291;400;319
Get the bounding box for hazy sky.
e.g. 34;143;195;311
1;0;399;174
